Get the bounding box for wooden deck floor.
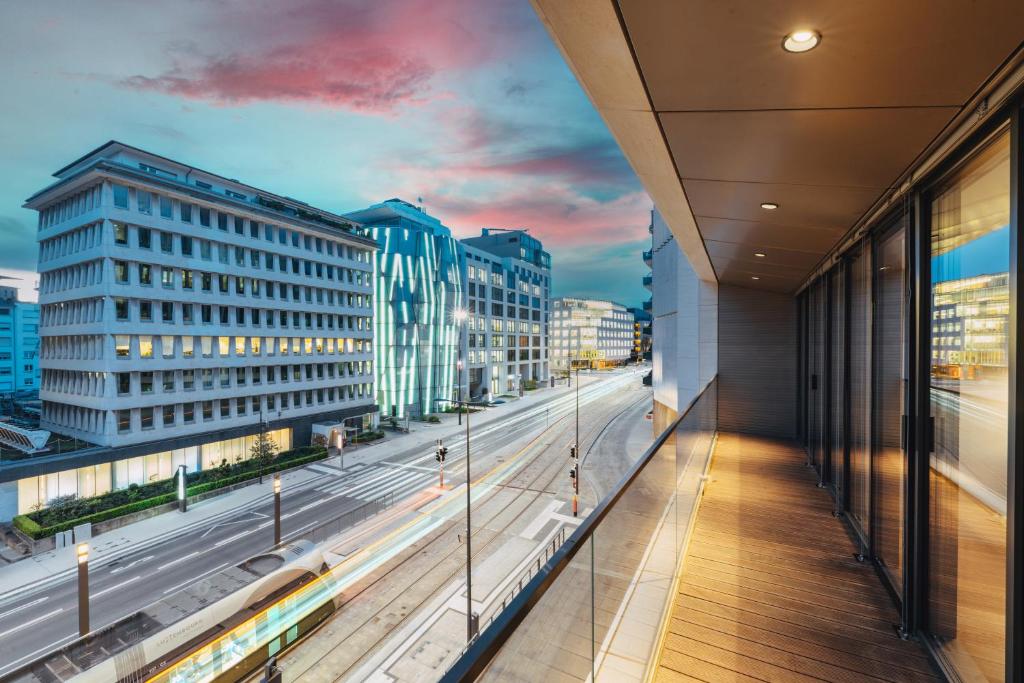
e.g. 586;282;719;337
654;433;942;683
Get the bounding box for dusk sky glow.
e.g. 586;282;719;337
0;0;651;306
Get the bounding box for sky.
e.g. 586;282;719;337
0;0;651;306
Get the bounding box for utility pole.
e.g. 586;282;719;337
570;445;579;517
76;543;89;636
465;398;476;642
273;474;281;546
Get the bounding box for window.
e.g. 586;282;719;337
138;191;152;214
117;373;130;395
113;222;128;245
182;336;194;358
140;371;153;393
181;203;192;223
199;207;211;227
183;403;195;424
159;196;172;219
163;371;175;392
161;268;174;288
220;399;230;418
220;368;230;388
236;397;246;415
236;367;246;386
140;407;154;429
234;216;244;234
114;261;129;284
117;409;131;432
138;227;151;249
201;274;212;292
203;401;213;421
200;240;211;260
115;335;130;358
138;264;152;286
202;368;213;389
217;212;228;231
161;334;174;357
139;335;153;358
201;336;212;358
161;302;173;322
139;301;152;322
182;269;194;290
112;184;129;209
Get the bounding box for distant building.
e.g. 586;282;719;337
460;229;551;398
628;306;652;362
346;199;463;419
550;297;633;371
0;286;39;396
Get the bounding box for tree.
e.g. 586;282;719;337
251;431;279;483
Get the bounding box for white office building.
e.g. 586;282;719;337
550;297;633;371
6;141;377;517
460;230;551;399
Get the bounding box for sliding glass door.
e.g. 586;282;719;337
927;129;1009;681
848;248;872;542
874;223;906;592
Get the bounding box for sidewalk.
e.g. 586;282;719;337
0;374;611;602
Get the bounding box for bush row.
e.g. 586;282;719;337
13;446;328;540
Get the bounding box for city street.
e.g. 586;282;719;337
0;368;649;679
276;370;652;682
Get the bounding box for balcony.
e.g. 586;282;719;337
642;249;652;266
642;274;653;290
642;298;651;312
443;383;940;682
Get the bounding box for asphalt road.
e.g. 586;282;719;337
0;368;647;677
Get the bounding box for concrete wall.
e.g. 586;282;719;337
717;284;797;439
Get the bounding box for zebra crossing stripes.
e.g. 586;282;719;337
315;464;434;503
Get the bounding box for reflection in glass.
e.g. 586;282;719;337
809;282;826;475
928;130;1008;682
848;249;871;536
874;226;905;590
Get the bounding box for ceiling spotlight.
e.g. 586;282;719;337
751;276;760;280
754;252;766;258
760;202;779;210
783;29;820;53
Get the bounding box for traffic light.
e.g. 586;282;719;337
568;467;576;480
435;441;447;463
570;445;577;460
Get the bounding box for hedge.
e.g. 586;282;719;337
13;446;328;540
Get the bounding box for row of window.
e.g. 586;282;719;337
110;334;371;360
467;349;544;364
111;222;371;285
109;183;368;263
105;298;370;332
113;383;373;433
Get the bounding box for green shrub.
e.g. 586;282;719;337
20;446;330;539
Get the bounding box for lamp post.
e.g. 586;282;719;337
76;543;89;637
273;474;281;546
464;396;475;642
453;308;468;425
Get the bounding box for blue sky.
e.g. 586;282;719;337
0;0;651;306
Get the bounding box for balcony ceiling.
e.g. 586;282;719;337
532;0;1024;293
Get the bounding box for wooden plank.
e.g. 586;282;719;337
652;433;941;681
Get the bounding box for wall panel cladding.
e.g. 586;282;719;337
717;284;797;438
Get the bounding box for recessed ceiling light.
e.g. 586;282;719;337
760;202;779;210
783;29;820;53
754;252;766;258
751;276;760;280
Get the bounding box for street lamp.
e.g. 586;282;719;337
453;307;468;426
76;542;89;636
273;475;282;546
176;464;187;513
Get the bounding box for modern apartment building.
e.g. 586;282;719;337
550;297;633;372
3;141;377;519
460;229;551;399
446;6;1024;683
0;286;40;396
346;199;463;419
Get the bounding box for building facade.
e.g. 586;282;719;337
460;230;551;399
0;287;40;396
346;199;463;419
550;297;633;372
5;141;377;519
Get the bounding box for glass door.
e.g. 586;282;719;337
927;129;1009;682
848;247;872;546
873;222;907;593
829;264;845;500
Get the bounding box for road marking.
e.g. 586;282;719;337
162;563;228;595
0;596;48;621
158;550;201;571
0;608;64;640
94;575;141;598
111;554;154;574
285;520;320;539
213;531;249;547
308;463;340;475
0;632;76;676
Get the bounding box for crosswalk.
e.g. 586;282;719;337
315;463;436;503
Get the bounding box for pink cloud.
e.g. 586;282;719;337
119;0;526;113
